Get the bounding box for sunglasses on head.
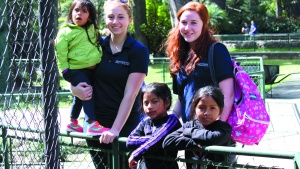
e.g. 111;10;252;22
108;0;129;3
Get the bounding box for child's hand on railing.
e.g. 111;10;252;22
128;155;138;169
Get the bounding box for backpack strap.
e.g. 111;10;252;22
208;42;232;87
208;42;220;87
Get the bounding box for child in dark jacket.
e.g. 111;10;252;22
126;82;182;169
163;86;232;169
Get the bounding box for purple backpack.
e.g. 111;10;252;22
209;42;270;145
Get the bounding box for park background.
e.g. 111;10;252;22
58;0;300;56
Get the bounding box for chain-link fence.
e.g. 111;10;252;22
0;1;115;168
0;0;60;168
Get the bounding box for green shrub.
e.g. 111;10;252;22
140;0;171;56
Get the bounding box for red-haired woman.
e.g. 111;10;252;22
165;2;236;168
166;1;234;124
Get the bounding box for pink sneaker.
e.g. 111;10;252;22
66;120;83;132
86;121;110;136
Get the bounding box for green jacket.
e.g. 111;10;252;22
55;23;102;72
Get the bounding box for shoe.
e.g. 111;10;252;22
86;121;110;136
66;120;83;132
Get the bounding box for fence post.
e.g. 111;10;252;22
39;0;60;168
162;59;166;83
0;2;9;93
112;139;120;169
1;127;9;169
253;35;256;51
295;152;300;169
288;33;291;51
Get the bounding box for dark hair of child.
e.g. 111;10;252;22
190;86;224;120
139;82;172;113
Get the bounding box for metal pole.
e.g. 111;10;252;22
112;139;120;169
0;1;10;92
39;0;60;168
288;33;291;51
253;35;256;51
294;152;300;169
2;127;9;169
162;60;166;83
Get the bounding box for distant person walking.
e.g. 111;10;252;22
242;22;249;34
249;20;257;40
249;20;257;35
242;22;250;40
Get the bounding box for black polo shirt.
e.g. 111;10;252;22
93;33;149;128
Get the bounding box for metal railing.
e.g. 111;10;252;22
214;33;300;51
214;33;300;42
1;126;299;169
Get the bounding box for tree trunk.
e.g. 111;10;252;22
132;0;148;47
168;0;190;27
210;0;226;10
276;0;282;17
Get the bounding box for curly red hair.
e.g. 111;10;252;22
166;2;216;76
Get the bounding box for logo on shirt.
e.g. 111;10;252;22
196;63;208;67
115;60;130;66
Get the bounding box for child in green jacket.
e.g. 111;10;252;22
55;0;109;135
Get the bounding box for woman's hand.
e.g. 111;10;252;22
99;129;119;144
128;155;138;169
70;82;93;100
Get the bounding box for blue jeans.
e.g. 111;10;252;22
63;69;95;121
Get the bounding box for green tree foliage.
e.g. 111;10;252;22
244;0;300;33
224;0;300;33
225;0;265;34
205;2;229;34
140;0;171;56
263;16;300;33
57;0;72;26
278;0;300;18
56;0;300;49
